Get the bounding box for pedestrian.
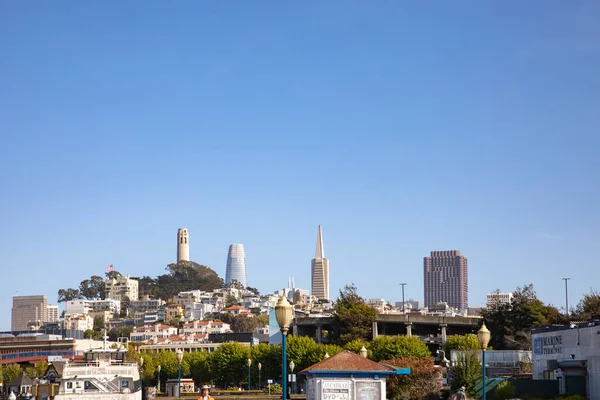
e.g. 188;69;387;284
455;386;467;400
198;385;214;400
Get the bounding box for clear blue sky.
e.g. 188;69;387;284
1;2;599;331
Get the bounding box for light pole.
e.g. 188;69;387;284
477;323;491;400
399;283;407;313
258;362;262;391
275;296;293;400
289;361;295;395
157;365;161;393
139;357;144;399
247;358;252;392
176;349;184;398
562;277;570;319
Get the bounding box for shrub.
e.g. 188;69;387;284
494;381;516;400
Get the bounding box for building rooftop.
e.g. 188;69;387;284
300;350;395;373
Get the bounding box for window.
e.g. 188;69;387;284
122;381;129;388
67;383;73;389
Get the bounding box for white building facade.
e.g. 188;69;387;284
105;275;139;302
532;322;600;398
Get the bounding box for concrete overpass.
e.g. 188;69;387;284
294;313;481;349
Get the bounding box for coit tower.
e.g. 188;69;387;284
177;228;190;262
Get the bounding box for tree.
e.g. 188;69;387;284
495;380;516;400
368;336;430;361
57;288;81;302
120;296;131;318
3;364;22;388
155;261;223;300
231;315;267;333
207;342;250;388
225;294;238;308
385;357;441;400
481;284;563;350
187;351;209;387
107;326;134;341
93;315;105;331
79;275;105;300
450;353;480;397
105;270;123;280
343;338;370;355
332;284;377;345
573;289;600;321
444;334;481;355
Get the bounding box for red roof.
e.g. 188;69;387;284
300;350;395;372
225;305;246;311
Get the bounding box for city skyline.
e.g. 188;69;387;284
1;2;599;331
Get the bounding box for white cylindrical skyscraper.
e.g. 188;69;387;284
177;228;190;262
226;244;247;288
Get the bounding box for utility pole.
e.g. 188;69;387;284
399;283;407;313
562;277;570;320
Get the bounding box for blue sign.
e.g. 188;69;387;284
533;338;543;355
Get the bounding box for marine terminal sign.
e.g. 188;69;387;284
534;335;563;355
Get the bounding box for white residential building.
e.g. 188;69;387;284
63;314;94;331
185;302;214;321
486;291;514;307
105;275;139;302
65;299;121;318
130;324;179;343
47;305;59;322
206;320;231;334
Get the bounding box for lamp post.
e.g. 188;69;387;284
275;296;293;400
157;365;161;393
289;361;295;395
477;324;491;400
399;283;407;313
176;349;184;398
247;358;252;392
258;362;262;391
562;277;570;319
139;356;144;399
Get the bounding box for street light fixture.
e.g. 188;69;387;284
289;361;295;395
477;323;491;400
176;349;184;398
139;357;144;397
275;296;293;400
157;365;161;393
360;346;368;358
247;358;252;392
258;362;262;391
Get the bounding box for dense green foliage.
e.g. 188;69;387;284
369;335;430;361
2;363;23;388
450;353;480;397
332;284;377;345
494;380;516;400
444;334;481;354
231;314;269;333
573;289;600;321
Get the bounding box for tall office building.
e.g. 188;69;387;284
177;228;190;262
226;244;247;288
311;225;330;300
11;295;48;331
423;250;468;311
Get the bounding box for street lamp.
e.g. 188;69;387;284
275;296;293;400
289;361;295;395
360;346;368;358
477;323;491;400
247;358;252;392
176;349;184;398
157;365;161;393
139;357;144;397
258;362;262;391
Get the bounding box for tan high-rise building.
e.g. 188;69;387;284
11;295;48;331
177;228;190;262
311;225;330;300
424;250;468;311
